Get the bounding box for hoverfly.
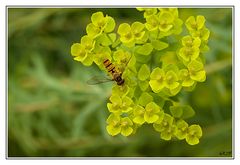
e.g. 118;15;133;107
87;59;125;86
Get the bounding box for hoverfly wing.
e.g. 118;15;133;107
86;75;113;85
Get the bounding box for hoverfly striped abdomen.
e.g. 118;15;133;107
103;59;116;74
103;59;124;86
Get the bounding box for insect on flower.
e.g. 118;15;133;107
87;59;125;86
103;59;125;85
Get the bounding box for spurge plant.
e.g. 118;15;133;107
70;8;210;145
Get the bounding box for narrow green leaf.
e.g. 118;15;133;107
135;43;153;55
151;40;169;50
170;105;195;119
138;64;150;81
108;33;116;43
181;105;195;119
138;92;153;107
97;34;112;46
169;106;183;118
138;80;149;91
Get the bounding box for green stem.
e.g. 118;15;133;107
205;58;232;75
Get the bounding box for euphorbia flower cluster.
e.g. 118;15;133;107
70;8;210;145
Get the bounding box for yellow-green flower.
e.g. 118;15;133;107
179;69;195;87
71;43;87;62
179;46;200;62
106;114;122;136
158;8;179;18
149;67;165;93
153;113;173;132
144;102;161;123
145;15;159;32
187;60;206;82
107;95;133;113
161;125;177;141
186;124;202;145
175;119;189;140
164;70;180;90
185;15;205;31
133;105;145;125
182;35;201;48
120;117;134;136
86;12;115;38
111;84;130;98
106;114;134;136
117;22;146;47
70;35;96;66
137;8;158;18
191;27;210;41
158;11;174;33
93;46;112;68
153;113;177;140
113;49;132;71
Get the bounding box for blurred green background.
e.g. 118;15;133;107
8;8;232;157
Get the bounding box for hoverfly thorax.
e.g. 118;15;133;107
113;73;125;85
